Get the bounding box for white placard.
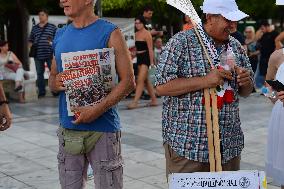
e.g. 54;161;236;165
169;171;267;189
276;0;284;5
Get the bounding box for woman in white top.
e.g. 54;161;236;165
0;40;25;103
265;48;284;188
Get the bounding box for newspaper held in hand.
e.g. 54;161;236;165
61;48;116;118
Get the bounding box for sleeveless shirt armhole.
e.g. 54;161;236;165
105;26;118;48
53;26;68;49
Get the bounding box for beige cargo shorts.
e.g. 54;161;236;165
57;128;123;189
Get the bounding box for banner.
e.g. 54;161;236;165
169;171;267;189
276;0;284;5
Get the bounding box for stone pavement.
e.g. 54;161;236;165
0;94;281;189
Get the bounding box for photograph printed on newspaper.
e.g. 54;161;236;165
60;48;116;117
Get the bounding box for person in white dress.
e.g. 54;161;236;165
0;40;25;103
265;48;284;188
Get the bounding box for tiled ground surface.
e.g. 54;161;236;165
0;94;280;188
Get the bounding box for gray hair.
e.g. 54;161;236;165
245;26;255;34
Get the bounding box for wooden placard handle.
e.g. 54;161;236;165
194;25;223;172
211;89;222;171
204;88;216;172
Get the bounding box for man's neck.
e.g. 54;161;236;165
72;11;98;28
39;21;47;27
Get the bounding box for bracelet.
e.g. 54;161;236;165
0;100;9;106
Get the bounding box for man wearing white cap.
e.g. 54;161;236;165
155;0;254;175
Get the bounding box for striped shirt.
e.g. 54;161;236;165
29;23;57;60
155;29;253;164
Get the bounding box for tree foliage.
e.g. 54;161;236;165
101;0;281;20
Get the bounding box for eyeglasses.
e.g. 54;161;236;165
245;31;253;33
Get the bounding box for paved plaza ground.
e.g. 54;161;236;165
0;93;281;189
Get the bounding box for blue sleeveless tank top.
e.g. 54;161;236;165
53;19;120;132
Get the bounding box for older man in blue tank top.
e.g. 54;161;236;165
49;0;135;188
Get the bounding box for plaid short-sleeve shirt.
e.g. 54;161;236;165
155;29;253;163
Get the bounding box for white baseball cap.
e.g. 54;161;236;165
202;0;249;21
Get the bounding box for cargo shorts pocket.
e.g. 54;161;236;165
106;132;121;159
57;152;85;188
99;157;123;189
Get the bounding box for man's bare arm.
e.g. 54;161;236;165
48;57;66;93
101;28;135;109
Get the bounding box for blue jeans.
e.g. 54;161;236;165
34;58;51;96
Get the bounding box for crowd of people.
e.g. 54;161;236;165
0;0;284;188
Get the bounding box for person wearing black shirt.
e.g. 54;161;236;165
142;5;163;37
258;21;279;81
230;22;246;46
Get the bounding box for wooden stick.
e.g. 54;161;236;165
204;88;216;171
194;25;223;171
211;89;222;171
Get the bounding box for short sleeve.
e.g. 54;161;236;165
155;34;185;87
102;20;118;47
29;26;35;43
52;24;58;38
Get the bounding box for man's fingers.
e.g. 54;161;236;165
234;66;245;74
72;116;83;125
71;106;81;112
238;75;251;85
58;86;66;91
238;76;250;82
5;119;12;129
239;80;251;87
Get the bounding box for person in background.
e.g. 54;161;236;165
0;40;25;103
257;20;279;88
154;37;163;64
275;31;284;50
29;9;57;98
265;48;284;189
244;26;260;74
230;22;246;49
183;15;193;31
127;16;158;109
142;5;163;37
255;27;264;41
0;81;12;131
